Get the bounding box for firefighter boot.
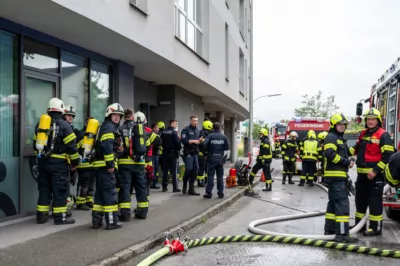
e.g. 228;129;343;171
288;175;295;184
282;174;287;185
182;181;188;195
92;211;104;229
334;235;358;243
249;176;254;186
262;183;272;192
105;212;122;230
77;204;91;211
188;181;200;196
54;213;75;225
36;212;49;224
363;220;382;236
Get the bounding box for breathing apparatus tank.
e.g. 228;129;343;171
35;114;52;158
81;118;100;161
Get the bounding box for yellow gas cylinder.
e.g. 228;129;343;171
82;118;100;157
35;114;51;155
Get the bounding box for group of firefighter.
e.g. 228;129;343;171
33;98;230;230
251;108;400;243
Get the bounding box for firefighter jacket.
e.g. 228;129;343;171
117;120;147;165
323;131;351;179
33;112;80;166
181;125;200;154
151;131;162;155
158;129;165;155
202;130;229;163
145;126;154;157
161;126;181;155
258;136;272;164
76;126;93;169
93;120;119;169
300;138;318;162
350;127;394;175
317;139;324;161
384;153;400;187
199;128;211;157
281;139;297;162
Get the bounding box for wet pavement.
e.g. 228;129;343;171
124;159;400;266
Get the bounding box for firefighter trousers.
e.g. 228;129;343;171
282;160;295;182
324;180;350;235
300;161;317;184
119;164;149;219
197;155;208;183
76;168;94;206
36;160;70;223
92;168;119;226
355;173;384;231
250;160;271;185
161;153;179;190
205;160;224;196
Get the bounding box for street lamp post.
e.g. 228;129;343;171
249;94;282;154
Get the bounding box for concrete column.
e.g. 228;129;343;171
230;117;237;163
217;111;225;134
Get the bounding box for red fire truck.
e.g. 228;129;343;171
270;122;287;158
286;117;330;174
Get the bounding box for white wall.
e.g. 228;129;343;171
51;0;251;112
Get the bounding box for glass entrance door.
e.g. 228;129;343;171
21;70;59;215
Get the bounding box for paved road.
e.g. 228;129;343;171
125;159;400;266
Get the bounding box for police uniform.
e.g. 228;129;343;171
323;113;356;243
92;103;124;230
281;132;297;185
34;98;80;225
299;131;318;186
117;119;149;221
181;125;201;195
203;129;230;198
250;129;273;191
350;108;394;236
198;121;213;187
160;126;182;192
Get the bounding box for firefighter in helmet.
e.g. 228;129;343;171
198;120;213;187
323;113;356;243
34;98;81;225
250;128;273;191
155;121;166;185
281;131;298;185
317;131;328;183
350;108;394;236
91;103;124;230
149;122;162;189
299;130;318;187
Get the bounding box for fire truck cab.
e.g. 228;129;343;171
286;117;330;174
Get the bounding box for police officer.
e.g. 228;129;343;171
202;122;230;198
299;130;318;187
281;131;298;185
91;103;124;230
156;121;166;185
34;98;80;225
160;119;182;192
198;120;213;187
323;113;356;243
181;116;201;195
317;131;328;184
350;108;394;236
117;108;149;221
250;128;273;191
150;123;162;189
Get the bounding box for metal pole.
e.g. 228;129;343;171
249;0;254;156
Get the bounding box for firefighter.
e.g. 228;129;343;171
156;121;166;185
274;135;281;158
150;123;162;189
349;108;394;236
323;113;356;243
317;131;328;184
34;98;80;225
198;120;213;187
181;115;201;195
384;152;400;188
117;109;149;221
281;131;298;185
160;119;182;192
203;122;230;199
299;130;318;187
250;128;273;191
91;103;124;230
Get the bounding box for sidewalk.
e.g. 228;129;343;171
0;156;253;266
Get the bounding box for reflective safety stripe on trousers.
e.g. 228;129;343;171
118;157;145;165
92;204;118;212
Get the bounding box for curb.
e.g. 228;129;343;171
90;180;261;266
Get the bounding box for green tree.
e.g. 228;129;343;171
294;90;339;118
252;119;269;140
346;117;365;131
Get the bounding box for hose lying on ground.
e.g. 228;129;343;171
137;180;396;266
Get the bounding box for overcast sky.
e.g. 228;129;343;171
253;0;400;124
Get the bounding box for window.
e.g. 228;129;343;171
90;62;112;120
0;30;20;218
23;37;59;73
239;0;245;37
129;0;148;14
239;49;244;95
225;23;229;81
175;0;203;56
61;52;88;130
